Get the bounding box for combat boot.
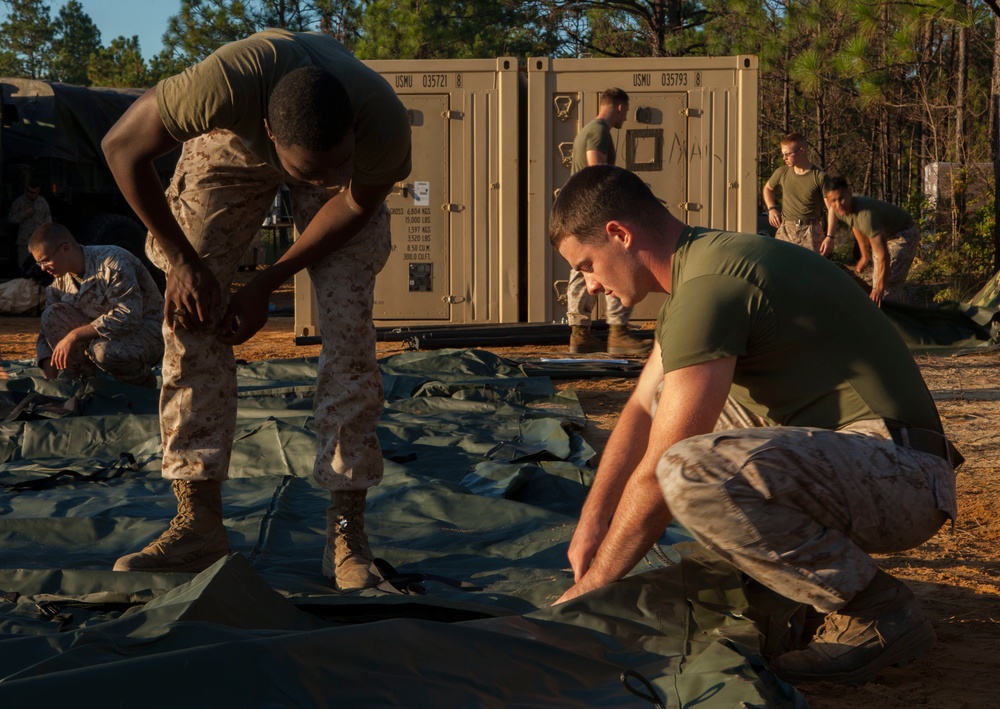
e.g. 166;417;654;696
113;480;230;572
569;325;603;354
321;489;380;591
607;325;652;355
770;570;936;685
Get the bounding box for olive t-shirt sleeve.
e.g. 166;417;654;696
765;166;785;191
156;50;243;142
659;274;771;374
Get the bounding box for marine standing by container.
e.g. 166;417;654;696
565;87;649;355
102;29;412;591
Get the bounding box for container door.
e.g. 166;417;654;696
374;94;451;319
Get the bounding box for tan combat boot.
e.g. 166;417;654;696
321;489;380;591
569;325;603;354
113;480;230;572
607;325;652;355
770;570;936;685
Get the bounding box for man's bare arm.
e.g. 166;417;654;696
853;227;871;275
868;233;890;306
556;355;736;603
763;184;782;228
820;198;838;257
218;180;393;344
565;341;665;582
586;150;609;166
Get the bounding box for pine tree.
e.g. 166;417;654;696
50;0;101;85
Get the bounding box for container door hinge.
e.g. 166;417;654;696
442;203;465;212
442;110;465;120
679;202;702;212
682;108;703;118
442;294;467;304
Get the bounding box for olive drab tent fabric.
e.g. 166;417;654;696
0;349;806;707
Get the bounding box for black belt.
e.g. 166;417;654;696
888;426;964;467
789;219;818;226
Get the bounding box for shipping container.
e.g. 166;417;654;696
525;55;759;324
294;55;759;337
294;57;522;338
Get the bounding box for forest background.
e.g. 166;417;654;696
4;0;1000;302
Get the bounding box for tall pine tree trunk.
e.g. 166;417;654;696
993;15;1000;271
953;7;969;246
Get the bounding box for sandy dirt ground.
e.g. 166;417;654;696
1;283;998;708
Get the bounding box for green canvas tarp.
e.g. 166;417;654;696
0;349;806;707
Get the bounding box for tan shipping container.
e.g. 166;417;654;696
294;57;522;338
294;55;759;337
525;55;759;324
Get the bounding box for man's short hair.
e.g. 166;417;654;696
268;66;354;151
781;132;806;147
823;175;851;194
28;222;74;252
600;87;629;106
550;165;663;248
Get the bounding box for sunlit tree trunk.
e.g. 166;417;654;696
992;15;1000;271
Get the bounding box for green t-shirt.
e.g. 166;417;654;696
655;227;942;432
765;165;827;222
839;196;913;239
156;28;411;187
571;119;615;174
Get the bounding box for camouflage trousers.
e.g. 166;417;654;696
40;302;162;383
871;223;919;304
149;130;391;490
566;268;631;327
655;398;956;613
775;220;823;252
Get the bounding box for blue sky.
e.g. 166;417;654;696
72;0;180;59
0;0;180;61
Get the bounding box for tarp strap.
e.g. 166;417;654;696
620;670;667;709
370;557;482;596
1;452;138;492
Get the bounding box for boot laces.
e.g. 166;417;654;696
151;484;197;546
336;514;368;556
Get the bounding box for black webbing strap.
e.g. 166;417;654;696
889;426;966;468
1;452;138;492
369;557;482;596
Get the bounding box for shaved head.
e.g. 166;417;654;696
28;222;76;254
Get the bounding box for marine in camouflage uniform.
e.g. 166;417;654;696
103;29;410;589
762;133;837;256
30;224;163;384
9;184;52;269
147;131;391;491
825;175;918;306
550;165;959;686
564;88;648;356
